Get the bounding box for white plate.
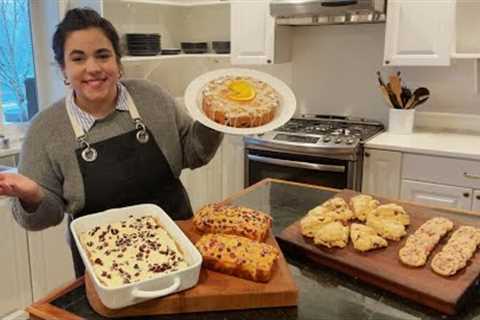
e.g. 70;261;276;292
184;68;296;135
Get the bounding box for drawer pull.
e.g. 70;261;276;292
464;172;480;180
463;192;470;198
476;195;480;200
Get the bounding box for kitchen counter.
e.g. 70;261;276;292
366;129;480;160
27;179;480;320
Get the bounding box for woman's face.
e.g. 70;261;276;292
62;27;120;110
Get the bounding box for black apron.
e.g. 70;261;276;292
66;91;192;278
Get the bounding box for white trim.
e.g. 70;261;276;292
1;310;29;320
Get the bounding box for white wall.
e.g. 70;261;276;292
291;24;480;125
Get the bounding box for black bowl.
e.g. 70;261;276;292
212;41;230;54
181;42;208;54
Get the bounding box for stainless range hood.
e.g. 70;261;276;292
270;0;387;26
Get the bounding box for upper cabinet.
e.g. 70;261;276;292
230;0;290;65
383;0;455;66
453;0;480;58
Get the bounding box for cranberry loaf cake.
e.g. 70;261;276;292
193;203;272;242
195;233;279;282
79;215;188;287
201;75;280;128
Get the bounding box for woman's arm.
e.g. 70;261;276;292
8;116;66;231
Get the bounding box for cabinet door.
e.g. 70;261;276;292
180;143;224;212
401;179;472;210
0;198;32;315
472;190;480;214
28;217;75;301
362;149;402;198
221;135;244;198
384;0;455;66
230;0;274;65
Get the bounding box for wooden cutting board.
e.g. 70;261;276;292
278;189;480;315
85;219;298;317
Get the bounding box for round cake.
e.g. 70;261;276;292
201;75;280;128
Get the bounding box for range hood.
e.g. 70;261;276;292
270;0;387;26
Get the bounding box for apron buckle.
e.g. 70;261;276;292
135;119;149;144
79;138;98;162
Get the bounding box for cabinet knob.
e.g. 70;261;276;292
267;59;272;64
463;192;470;198
364;152;370;157
476;195;480;200
385;60;390;65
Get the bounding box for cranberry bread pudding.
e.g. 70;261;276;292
193;203;272;242
201;75;280;128
195;233;279;282
79;215;188;287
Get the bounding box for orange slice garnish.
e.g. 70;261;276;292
226;80;256;102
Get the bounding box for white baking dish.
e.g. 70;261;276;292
70;204;202;309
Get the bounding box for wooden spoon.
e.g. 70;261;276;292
389;74;403;108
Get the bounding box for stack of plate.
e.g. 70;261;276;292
126;33;161;56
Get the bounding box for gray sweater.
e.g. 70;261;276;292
12;79;223;231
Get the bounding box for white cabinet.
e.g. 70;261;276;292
0;198;32;317
27;217;75;301
401;179;472;210
230;0;273;65
230;0;290;65
362;148;402;198
181;134;244;212
383;0;455;66
472;190;480;213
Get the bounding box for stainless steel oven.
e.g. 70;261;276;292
244;115;384;190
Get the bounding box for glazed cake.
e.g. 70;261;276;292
201;75;280;128
79;215;188;287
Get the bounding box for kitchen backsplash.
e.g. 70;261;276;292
124;23;480;127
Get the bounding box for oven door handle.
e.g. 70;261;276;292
247;155;346;173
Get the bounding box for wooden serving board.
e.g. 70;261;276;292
278;189;480;315
85;219;298;317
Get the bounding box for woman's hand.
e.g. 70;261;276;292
0;173;44;211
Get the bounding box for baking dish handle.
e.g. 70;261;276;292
131;277;181;299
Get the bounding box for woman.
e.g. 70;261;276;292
0;8;223;277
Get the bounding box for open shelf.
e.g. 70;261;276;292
121;53;230;62
119;0;229;6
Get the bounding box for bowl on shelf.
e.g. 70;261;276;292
161;48;181;55
126;33;161;56
181;42;208;54
212;41;230;54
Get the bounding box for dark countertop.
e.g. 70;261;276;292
34;179;480;320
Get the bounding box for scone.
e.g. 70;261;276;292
193;203;272;242
315;197;353;222
368;204;410;226
366;215;407;241
350;223;388;252
300;214;335;238
313;221;349;249
349;194;380;222
366;203;410;241
195;233;279;282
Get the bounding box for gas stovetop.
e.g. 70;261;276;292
245;114;384;158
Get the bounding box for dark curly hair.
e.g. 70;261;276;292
52;7;122;68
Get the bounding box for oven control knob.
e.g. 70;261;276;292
334;138;342;144
323;136;331;142
345;138;355;144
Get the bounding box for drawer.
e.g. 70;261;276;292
402;153;480;189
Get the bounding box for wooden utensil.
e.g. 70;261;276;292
389;74;404;108
379;85;394;108
400;87;412;107
406;87;430;109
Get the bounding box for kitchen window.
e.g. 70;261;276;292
0;0;38;124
